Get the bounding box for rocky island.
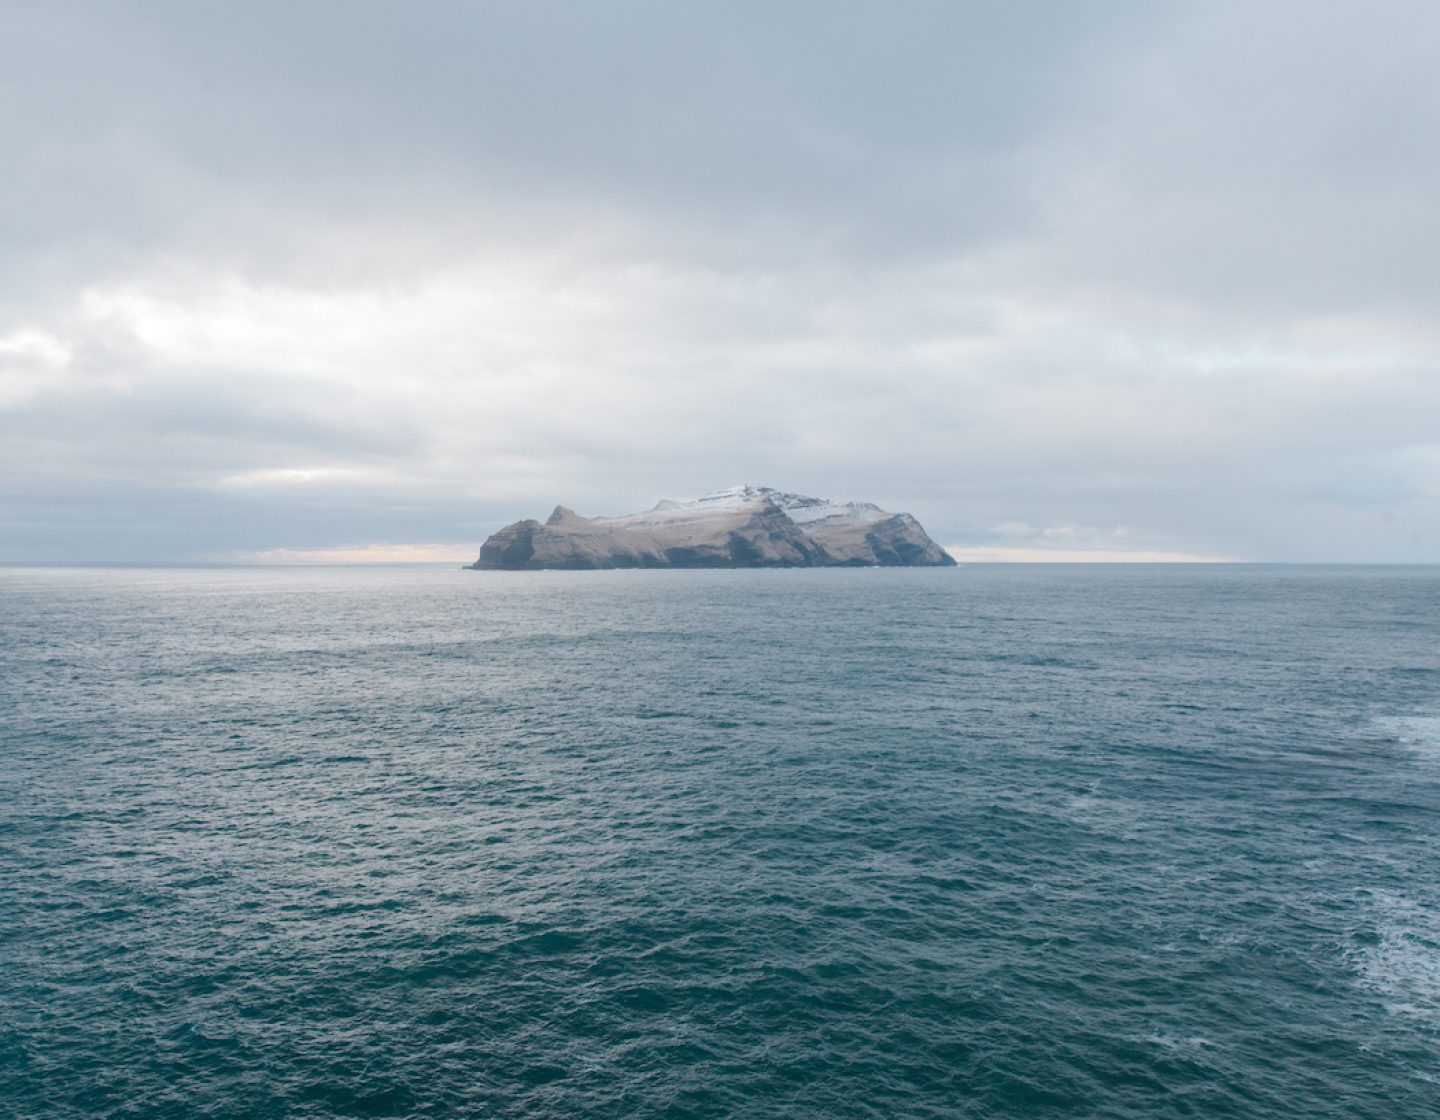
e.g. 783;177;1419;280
469;485;956;569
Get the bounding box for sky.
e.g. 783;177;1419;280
2;1;1438;563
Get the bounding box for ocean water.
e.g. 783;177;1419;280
2;564;1439;1119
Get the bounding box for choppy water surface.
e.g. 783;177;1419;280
3;564;1440;1118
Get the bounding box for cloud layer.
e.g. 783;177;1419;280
3;2;1438;561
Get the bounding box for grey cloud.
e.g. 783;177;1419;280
1;2;1151;292
1003;1;1440;320
2;2;1439;562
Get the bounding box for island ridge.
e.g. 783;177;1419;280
469;485;957;570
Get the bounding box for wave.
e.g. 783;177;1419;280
1372;715;1440;760
1350;890;1440;1028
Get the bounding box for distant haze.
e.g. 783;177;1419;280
2;2;1437;562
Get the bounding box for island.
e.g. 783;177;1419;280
468;485;957;569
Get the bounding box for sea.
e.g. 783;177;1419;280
2;563;1439;1119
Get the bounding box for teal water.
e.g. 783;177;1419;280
2;564;1439;1118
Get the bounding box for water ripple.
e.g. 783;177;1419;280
1;565;1439;1117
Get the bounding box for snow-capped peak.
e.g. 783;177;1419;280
677;485;889;526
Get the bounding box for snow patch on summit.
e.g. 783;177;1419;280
766;493;888;527
629;484;891;528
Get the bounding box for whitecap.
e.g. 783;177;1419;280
1349;890;1440;1028
1146;1032;1214;1052
1372;715;1440;760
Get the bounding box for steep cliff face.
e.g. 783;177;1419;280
469;486;956;570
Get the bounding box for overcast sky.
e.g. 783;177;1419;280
3;1;1437;562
